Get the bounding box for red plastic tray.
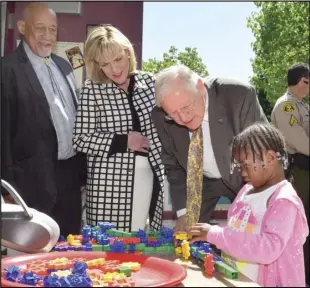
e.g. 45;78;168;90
1;251;187;287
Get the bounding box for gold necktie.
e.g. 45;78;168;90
185;126;203;229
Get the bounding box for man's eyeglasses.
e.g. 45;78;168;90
164;96;198;121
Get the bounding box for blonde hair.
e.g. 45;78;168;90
84;25;137;83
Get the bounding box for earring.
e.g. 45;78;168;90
262;162;266;169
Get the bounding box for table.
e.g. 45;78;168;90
173;258;260;287
149;253;260;287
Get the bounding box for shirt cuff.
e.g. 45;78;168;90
206;225;223;244
176;208;186;218
108;134;128;156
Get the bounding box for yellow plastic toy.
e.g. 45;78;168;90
119;262;141;271
93;258;105;265
175;247;182;257
71;240;81;247
174;232;188;241
51;270;72;277
181;240;190;260
66;234;74;245
102;272;126;282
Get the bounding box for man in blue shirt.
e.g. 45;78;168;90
1;3;86;236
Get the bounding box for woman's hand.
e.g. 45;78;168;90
128;132;150;153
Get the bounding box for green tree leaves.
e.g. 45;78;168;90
247;2;309;104
142;46;209;77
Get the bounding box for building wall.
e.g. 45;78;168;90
1;2;7;56
11;2;143;67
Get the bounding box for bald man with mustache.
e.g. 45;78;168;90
1;3;86;236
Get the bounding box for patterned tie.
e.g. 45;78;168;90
185;126;203;229
44;57;67;108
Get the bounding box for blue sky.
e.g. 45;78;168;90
142;2;258;84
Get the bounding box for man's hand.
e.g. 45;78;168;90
174;215;186;232
188;223;212;243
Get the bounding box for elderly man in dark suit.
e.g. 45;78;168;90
152;64;267;231
1;3;86;236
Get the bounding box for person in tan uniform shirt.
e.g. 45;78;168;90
271;90;309;156
271;63;309;285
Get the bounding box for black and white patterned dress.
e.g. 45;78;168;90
73;71;165;231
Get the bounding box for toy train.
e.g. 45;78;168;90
174;232;238;279
53;222;238;280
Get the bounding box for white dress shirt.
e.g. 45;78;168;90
176;94;222;218
23;41;77;160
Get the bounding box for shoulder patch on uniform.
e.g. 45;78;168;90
282;101;295;113
289;115;299;126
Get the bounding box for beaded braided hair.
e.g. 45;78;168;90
230;123;289;174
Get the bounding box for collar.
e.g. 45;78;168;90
286;89;303;103
23;41;51;68
132;72;149;90
103;71;149;92
203;83;209;122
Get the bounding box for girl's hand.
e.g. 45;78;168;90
188;223;212;243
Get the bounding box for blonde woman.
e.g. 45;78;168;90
73;26;165;232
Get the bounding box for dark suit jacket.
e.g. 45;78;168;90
152;77;267;212
1;42;85;213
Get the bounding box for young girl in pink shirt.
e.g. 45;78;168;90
189;123;309;287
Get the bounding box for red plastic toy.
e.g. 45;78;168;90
204;253;214;277
1;251;187;287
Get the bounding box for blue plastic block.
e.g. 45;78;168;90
136;229;147;238
43;275;61;287
128;244;136;253
18;272;42;286
201;243;210;252
99;235;109;245
110;240;126;253
72;262;87;275
140;237;148;244
85;243;93;251
4;265;20;282
58;235;66;242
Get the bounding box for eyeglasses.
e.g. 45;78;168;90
165;96;199;121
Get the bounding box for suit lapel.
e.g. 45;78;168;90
164;121;190;171
52;55;78;109
206;79;227;174
19;52;52;118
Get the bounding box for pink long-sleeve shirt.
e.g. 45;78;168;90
207;180;309;287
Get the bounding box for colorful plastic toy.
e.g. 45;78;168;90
3;257;140;287
3;221;238;286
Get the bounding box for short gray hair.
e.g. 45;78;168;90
155;64;201;107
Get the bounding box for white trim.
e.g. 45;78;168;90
164;177;173;212
43;2;82;15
